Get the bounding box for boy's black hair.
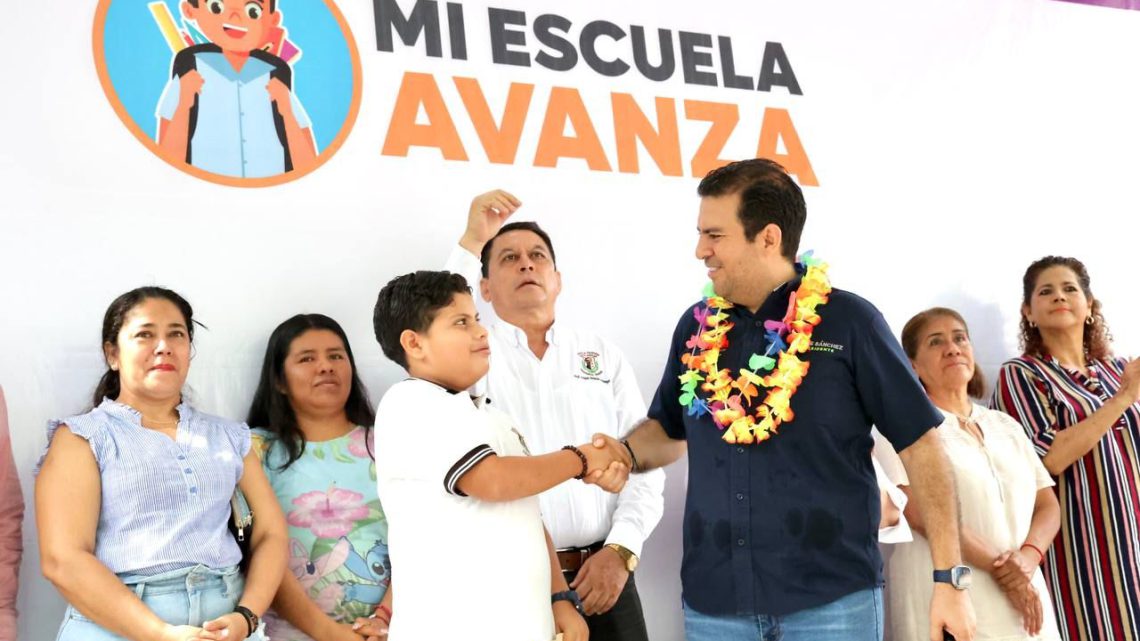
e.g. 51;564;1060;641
478;221;557;278
373;271;471;369
187;0;278;13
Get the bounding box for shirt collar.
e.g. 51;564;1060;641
1042;353;1101;378
728;266;805;320
99;397;193;425
935;402;981;422
199;51;271;82
409;377;487;407
499;320;559;348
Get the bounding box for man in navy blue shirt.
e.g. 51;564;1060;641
609;159;977;641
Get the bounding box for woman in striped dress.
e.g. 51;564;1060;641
992;256;1140;641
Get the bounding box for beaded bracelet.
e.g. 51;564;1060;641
561;445;588;480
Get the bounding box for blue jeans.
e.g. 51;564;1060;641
55;564;267;641
684;587;883;641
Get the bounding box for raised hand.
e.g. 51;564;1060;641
459;189;522;255
1116;357;1140;406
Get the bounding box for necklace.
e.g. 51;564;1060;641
678;252;831;445
142;415;179;426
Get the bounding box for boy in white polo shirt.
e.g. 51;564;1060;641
371;270;632;641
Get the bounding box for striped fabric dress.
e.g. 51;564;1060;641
992;354;1140;641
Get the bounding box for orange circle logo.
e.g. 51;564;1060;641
94;0;362;188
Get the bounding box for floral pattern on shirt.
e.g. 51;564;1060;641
253;427;389;640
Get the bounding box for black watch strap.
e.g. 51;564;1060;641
552;589;584;615
234;605;258;639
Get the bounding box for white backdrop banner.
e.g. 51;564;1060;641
3;0;1140;639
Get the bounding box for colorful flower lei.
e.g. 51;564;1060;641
678;252;832;445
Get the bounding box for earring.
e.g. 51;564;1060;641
1086;316;1094;326
1028;320;1037;329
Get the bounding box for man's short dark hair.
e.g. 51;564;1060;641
697;159;806;262
478;221;558;278
187;0;278;14
373;270;471;369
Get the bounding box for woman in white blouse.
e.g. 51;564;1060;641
888;307;1062;641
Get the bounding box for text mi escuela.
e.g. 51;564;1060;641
372;0;818;185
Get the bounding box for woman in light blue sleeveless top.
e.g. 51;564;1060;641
35;286;288;641
247;314;391;641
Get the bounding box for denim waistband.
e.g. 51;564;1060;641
117;564;241;597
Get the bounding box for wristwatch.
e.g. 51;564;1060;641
605;543;639;573
933;565;972;590
552;589;584;615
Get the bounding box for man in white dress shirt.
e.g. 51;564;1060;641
443;190;665;641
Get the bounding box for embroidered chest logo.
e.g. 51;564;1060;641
809;341;845;354
579;352;603;376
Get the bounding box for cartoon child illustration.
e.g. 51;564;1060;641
340;538;391;605
155;0;317;178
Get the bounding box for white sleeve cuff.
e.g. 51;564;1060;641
605;521;648;559
876;473;913;544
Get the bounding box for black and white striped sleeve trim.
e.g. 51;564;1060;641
444;444;495;496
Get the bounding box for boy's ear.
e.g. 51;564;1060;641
270;8;282;27
180;1;195;19
479;278;491;302
399;329;423;363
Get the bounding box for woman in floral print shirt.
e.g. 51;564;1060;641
247;314;391;641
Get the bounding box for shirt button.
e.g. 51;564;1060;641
737;538;746;546
736;493;745;501
755;321;763;328
177;455;185;460
737;447;745;454
184;468;192;474
189;487;198;494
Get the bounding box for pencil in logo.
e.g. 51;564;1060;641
148;2;188;53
